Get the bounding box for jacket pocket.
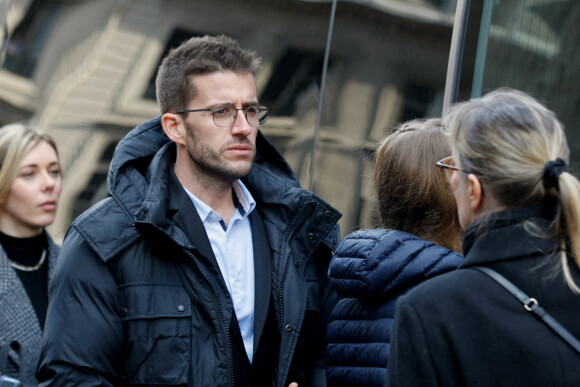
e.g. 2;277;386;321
118;284;191;385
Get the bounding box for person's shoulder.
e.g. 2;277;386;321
335;228;461;270
400;267;483;305
336;228;408;254
72;197;128;236
66;196;140;262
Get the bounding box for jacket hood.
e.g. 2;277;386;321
73;116;340;261
107;116;301;212
328;228;463;299
108;116;300;200
107;116;170;196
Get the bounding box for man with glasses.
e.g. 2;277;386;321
37;35;341;387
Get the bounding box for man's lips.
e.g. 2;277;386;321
227;144;252;151
226;144;254;156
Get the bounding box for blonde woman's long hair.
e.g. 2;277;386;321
443;88;580;292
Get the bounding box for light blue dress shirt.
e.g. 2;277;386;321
184;180;256;362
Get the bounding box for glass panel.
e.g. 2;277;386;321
0;0;458;237
260;47;327;117
471;0;580;170
1;0;60;78
313;1;455;232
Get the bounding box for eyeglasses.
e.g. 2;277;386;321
436;156;463;183
436;155;485;196
175;104;269;128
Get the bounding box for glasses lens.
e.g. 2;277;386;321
212;105;236;127
245;106;259;127
437;156;456;183
444;168;454;183
444;156;455;167
244;105;268;127
257;106;268;126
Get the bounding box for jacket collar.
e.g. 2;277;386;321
83;115;341;261
329;228;462;298
460;207;558;268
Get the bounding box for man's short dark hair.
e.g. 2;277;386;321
155;34;261;113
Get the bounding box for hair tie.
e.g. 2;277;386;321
542;158;567;189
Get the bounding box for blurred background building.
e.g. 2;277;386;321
0;0;578;241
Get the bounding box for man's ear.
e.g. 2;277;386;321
466;174;484;212
161;113;186;145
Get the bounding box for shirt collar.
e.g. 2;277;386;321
231;179;256;216
183;180;255;222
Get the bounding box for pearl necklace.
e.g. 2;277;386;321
8;249;47;272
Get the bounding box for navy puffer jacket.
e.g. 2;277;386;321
325;228;462;387
37;116;341;387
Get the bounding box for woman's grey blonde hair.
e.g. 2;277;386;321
0;123;59;201
443;88;580;292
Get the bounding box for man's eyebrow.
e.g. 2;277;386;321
242;101;260;107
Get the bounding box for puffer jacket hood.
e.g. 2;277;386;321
78;115;317;262
107;116;300;217
328;228;463;300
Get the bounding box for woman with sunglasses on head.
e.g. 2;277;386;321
0;123;62;385
325;118;463;387
386;88;580;387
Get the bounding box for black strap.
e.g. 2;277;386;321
472;266;580;355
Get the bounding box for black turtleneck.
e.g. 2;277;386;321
0;230;49;327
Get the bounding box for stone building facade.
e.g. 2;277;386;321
0;0;455;241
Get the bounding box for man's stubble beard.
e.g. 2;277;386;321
184;122;256;187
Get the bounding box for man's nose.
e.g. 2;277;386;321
231;110;253;135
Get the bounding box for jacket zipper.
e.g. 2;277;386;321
276;202;316;385
277;202;315;331
182;248;235;387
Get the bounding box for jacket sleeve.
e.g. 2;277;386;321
37;228;124;386
385;294;440;387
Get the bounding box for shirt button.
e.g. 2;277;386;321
177;305;185;312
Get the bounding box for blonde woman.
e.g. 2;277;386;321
0;123;61;384
386;88;580;386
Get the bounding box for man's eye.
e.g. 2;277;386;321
212;106;231;116
246;106;259;115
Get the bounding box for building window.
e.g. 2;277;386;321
260;48;327;117
143;28;206;100
2;0;61;78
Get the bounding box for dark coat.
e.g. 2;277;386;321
37;117;341;387
325;229;463;387
386;208;580;387
0;232;59;384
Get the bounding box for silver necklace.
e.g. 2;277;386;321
8;249;47;271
